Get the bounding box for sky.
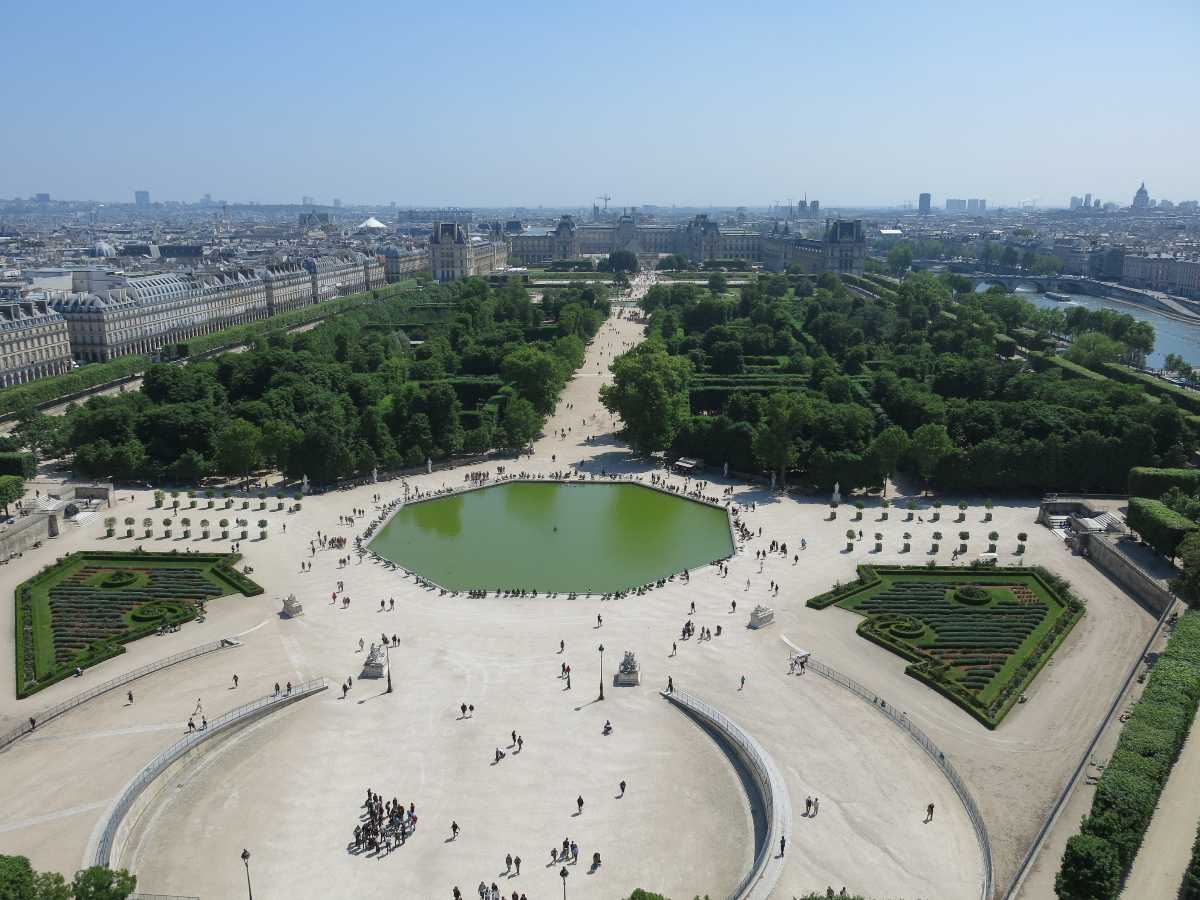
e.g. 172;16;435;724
3;0;1197;209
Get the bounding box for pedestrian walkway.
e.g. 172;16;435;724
1120;708;1200;898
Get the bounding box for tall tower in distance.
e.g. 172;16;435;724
918;193;931;215
1133;182;1150;210
134;190;150;206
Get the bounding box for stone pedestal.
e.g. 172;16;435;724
361;642;387;679
281;593;304;618
613;650;641;686
749;604;775;629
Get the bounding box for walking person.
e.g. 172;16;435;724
619;779;626;797
505;853;512;874
925;802;935;823
127;690;134;705
232;673;239;688
451;820;459;839
779;834;786;858
576;795;584;815
513;855;521;875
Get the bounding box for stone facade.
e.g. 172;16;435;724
260;262;311;315
1123;254;1200;299
382;247;430;282
0;292;74;387
508;213;865;274
429;223;509;282
304;252;377;301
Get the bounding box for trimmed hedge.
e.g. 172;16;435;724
1127;496;1198;558
1028;350;1111;382
1183;821;1200;900
0;451;37;478
0;355;149;416
1056;612;1200;899
1102;363;1200;414
1128;467;1200;500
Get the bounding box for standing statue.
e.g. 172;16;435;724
372;466;378;484
301;474;309;495
723;461;729;479
831;481;841;504
770;471;777;491
426;458;432;475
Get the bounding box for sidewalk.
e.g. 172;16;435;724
1120;707;1200;898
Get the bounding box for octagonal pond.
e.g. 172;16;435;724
369;481;734;592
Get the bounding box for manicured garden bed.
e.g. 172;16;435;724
807;565;1084;728
13;551;262;698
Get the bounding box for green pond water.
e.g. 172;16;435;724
369;481;734;592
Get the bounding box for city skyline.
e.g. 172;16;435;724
2;0;1197;208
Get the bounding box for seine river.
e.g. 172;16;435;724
979;285;1200;368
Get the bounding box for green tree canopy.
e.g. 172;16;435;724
501;396;541;450
600;344;692;454
753;392;804;487
214;419;263;478
910;423;954;487
0;475;24;515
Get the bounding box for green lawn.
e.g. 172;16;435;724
14;551;262;698
812;566;1083;728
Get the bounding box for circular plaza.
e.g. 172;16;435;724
0;308;1157;900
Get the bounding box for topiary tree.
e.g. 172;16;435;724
200;518;210;538
984;499;994;522
219;518;230;538
258;518;268;539
181;517;191;537
104;516;116;537
854;501;864;520
162;518;172;537
880;499;889;520
142;517;153;537
153;490;164;508
124;516;135;537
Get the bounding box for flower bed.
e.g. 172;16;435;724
806;565;1084;728
12;551;263;698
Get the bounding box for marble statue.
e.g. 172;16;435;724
749;604;775;629
614;650;641;686
361;642;387;679
831;481;841;504
281;593;304;618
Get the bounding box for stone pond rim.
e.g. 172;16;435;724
367;480;735;593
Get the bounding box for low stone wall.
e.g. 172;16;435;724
661;688;791;900
1082;533;1177;616
0;512;57;559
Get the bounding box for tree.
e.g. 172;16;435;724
910;424;954;490
868;426;910;495
605;250;639;273
752;392;804;488
214;419;262;479
0;475;23;515
886;242;914;275
71;865;137;900
1055;833;1121;900
707;272;728;294
600;345;692;454
502;345;566;414
501;396;541;450
1065;332;1123;370
1174;531;1200;607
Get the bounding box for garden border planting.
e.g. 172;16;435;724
806;564;1084;728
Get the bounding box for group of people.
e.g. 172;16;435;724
350;789;417;855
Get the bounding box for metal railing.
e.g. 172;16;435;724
804;656;994;900
2;638;241;752
94;677;327;867
663;688;788;900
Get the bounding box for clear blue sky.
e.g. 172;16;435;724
4;0;1197;208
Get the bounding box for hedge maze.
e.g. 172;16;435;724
808;566;1084;728
14;551;263;697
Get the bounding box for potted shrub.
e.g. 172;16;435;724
220;518;230;539
258;493;267;510
276;498;285;511
829;502;838;520
957;501;967;523
154;490;164;508
143;517;153;538
170;491;180;510
906;500;917;521
932;500;942;522
988;530;999;552
222;491;232;509
932;531;942;553
984;499;994;522
854;501;864;521
902;531;911;553
103;516;116;537
238;518;248;540
181;517;192;538
258;519;268;540
241;499;250;510
845;529;855;552
124;516;135;538
873;532;883;553
1017;531;1028;555
880;499;890;521
163;518;173;538
201;518;210;539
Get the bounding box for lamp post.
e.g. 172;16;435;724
559;865;569;899
598;643;605;701
385;640;392;694
240;848;253;900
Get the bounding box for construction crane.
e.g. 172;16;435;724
595;194;611;212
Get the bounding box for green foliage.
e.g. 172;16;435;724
600;343;692;454
0;474;23;513
0;451;37;478
1056;612;1200;897
0;856;132;900
0;356;150;417
1130;467;1200;498
1127;496;1198;558
1183;821;1200;900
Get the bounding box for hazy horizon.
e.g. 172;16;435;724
4;0;1197;209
